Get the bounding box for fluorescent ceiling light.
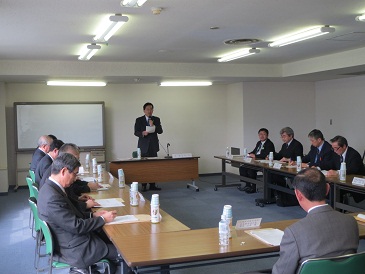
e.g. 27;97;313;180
93;15;129;42
47;81;107;87
78;44;101;61
356;14;365;22
268;26;335;47
159;81;212;87
217;48;260;62
121;0;147;8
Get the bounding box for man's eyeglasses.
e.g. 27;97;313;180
332;146;341;151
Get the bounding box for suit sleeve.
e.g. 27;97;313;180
347;150;364;174
291;142;303;161
153;117;163;134
134;117;144;138
272;227;300;274
44;193;104;235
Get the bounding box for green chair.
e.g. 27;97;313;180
28;197;43;270
32;183;39;200
29;170;36;183
37;219;110;274
297;252;365;274
26;177;36;232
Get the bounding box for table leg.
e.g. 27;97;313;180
214;159;241;190
187;180;199;192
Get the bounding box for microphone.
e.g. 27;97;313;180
165;143;172;159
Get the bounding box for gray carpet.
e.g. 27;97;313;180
1;175;364;274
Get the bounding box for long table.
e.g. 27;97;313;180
214;155;365;211
109;157;200;191
83;171;365;274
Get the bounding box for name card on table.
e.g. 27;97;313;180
273;162;282;169
235;218;262;230
172;153;193;158
352;177;365;187
243;157;253;163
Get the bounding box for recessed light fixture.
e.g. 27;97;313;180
268;26;335;47
121;0;147;8
47;81;107;87
159;81;212;87
78;44;101;61
217;48;260;62
356;14;365;22
93;14;129;42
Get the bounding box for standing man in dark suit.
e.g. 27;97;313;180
35;139;64;184
239;128;275;193
274;127;303;162
301;129;335;170
134;102;163;192
30;135;53;171
271;168;359;274
38;153;119;274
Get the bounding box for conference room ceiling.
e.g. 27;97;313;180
1;0;365;84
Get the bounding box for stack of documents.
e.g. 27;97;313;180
246;228;284;246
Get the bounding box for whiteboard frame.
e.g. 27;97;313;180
14;101;105;152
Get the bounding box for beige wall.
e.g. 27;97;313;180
0;83;8;192
315;75;365;153
2;81;321;192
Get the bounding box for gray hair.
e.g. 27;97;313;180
51;153;80;175
280;127;294;137
37;135;52;147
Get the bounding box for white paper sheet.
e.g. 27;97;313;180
94;198;125;208
105;215;139;225
146;125;155;133
247;228;284;246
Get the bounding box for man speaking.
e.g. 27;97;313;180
134;102;163;192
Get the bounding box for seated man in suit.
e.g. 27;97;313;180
272;168;359;274
274;127;303;162
30;135;53;171
300;129;335;170
35;139;64;184
38;153;120;274
327;135;365;204
327;135;365;176
239;128;275;193
273;127;303;206
247;168;359;274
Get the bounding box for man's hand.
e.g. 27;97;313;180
101;210;117;223
87;182;101;190
86;199;100;209
326;170;339;177
142;131;149;136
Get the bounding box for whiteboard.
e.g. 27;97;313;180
15;102;105;151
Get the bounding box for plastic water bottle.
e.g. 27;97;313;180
85;153;90;173
219;214;229;246
296;156;302;172
243;148;248;160
118;168;125;188
225;147;230;158
340;162;346;181
268;152;274;167
137;148;141;159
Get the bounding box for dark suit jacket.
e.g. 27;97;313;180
332;146;365;175
302;141;335;170
30;148;46;171
250;139;275;159
38;179;107;268
134;115;163;156
272;205;359;274
274;139;303;161
35;154;53;184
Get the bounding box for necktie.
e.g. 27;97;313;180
340;155;344;163
315;148;320;163
256;143;262;154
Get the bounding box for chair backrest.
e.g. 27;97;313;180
28;197;41;232
297;252;365;274
26;177;35;198
32;183;39;199
132;151;138;158
39;219;54;256
29;170;36;182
